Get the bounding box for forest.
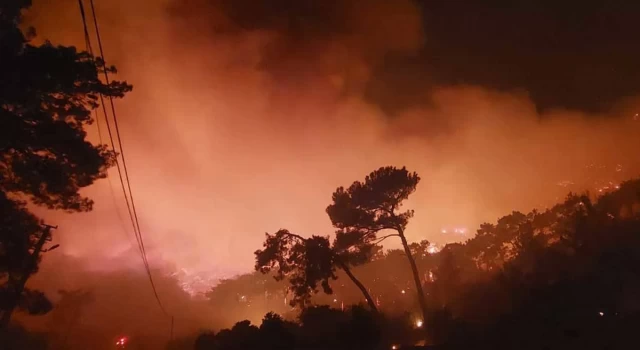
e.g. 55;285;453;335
174;173;640;350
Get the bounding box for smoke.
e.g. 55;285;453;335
18;0;640;336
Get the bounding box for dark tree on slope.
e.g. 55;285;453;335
255;229;379;312
0;0;131;327
420;179;640;349
326;166;430;331
194;331;216;350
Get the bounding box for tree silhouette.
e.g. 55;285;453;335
0;0;131;327
218;179;640;349
194;331;216;350
255;229;378;312
214;320;261;350
417;179;640;349
326;166;429;330
259;312;296;350
0;192;44;315
0;323;48;350
192;313;299;350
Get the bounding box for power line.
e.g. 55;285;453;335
87;0;151;265
80;3;135;250
95;107;136;248
78;0;146;265
85;0;157;297
77;0;169;317
78;0;144;260
86;0;167;315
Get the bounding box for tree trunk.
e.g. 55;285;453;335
0;226;52;329
397;228;429;333
279;231;378;314
336;259;379;314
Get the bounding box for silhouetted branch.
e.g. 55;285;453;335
373;234;400;245
278;230;307;242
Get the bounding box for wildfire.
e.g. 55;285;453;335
427;243;441;254
440;227;468;236
170;268;221;296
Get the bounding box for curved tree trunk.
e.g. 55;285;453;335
336;259;379;314
279;231;378;313
397;228;429;332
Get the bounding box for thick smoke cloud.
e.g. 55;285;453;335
21;0;640;332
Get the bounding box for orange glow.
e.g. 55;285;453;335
116;336;128;346
23;0;640;309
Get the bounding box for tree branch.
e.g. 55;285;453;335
278;230;307;242
373;234;400;245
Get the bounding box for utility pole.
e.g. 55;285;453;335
0;224;57;329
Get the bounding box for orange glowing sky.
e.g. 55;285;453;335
23;0;640;287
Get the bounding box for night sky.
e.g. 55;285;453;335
166;0;640;114
373;0;640;113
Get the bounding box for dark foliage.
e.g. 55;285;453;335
255;166;424;315
193;306;414;350
421;179;640;349
0;0;131;325
255;230;338;307
255;229;377;311
326;166;429;331
0;323;48;350
228;178;640;349
194;331;216;350
326;166;419;235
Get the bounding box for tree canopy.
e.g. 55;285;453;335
255;229;377;311
1;1;130;212
326;166;429;331
326;166;419;236
248;176;640;348
0;0;131;324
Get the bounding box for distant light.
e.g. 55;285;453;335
391;345;398;350
401;289;406;294
427;243;440;254
415;320;423;328
441;229;447;234
333;298;338;303
599;311;604;316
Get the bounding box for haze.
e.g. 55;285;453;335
22;0;640;318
